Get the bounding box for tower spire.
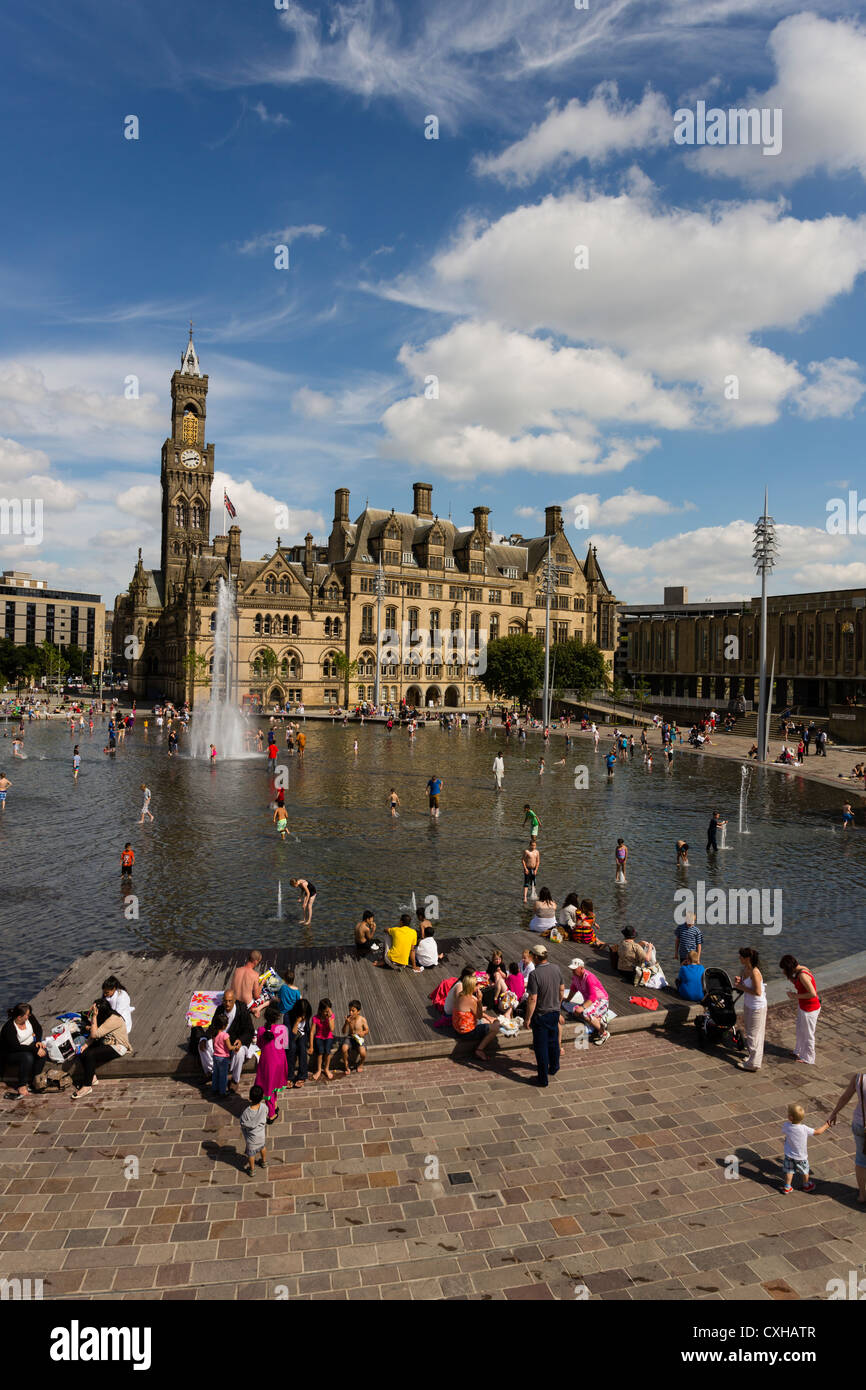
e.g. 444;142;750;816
181;322;201;377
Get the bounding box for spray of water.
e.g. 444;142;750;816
190;577;251;759
739;764;752;835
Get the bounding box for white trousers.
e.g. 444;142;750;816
795;1006;820;1064
743;1004;767;1070
198;1038;254;1082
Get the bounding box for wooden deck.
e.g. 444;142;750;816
26;934;699;1076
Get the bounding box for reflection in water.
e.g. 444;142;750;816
2;718;865;999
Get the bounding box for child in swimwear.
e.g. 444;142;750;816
842;802;854;830
273;804;289;840
338;1000;369;1074
389;788;400;817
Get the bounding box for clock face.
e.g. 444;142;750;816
181;450;200;469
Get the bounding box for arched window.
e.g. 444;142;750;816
280;658;289;677
264;576;276;595
509;622;522;636
489;613;500;640
254;613;262;634
332;618;341;638
450;610;461;631
385;605;397;630
361;606;373;635
191;503;203;529
182;405;199;446
291;616;300;636
263;615;272;635
328;584;340;600
281;615;289;634
430;609;440;635
408;607;419;636
323;652;338;678
470;612;481;635
251;656;262;677
174;502;187;528
279;577;288;594
324;617;332;637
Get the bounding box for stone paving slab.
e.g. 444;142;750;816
1;979;865;1300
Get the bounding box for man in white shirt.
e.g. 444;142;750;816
492;753;505;790
415;926;443;969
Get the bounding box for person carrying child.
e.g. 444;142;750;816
239;1084;268;1177
338;1000;370;1074
781;1101;829;1194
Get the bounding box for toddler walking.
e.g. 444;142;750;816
782;1101;829;1194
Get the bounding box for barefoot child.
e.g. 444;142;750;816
120;843;135;879
338;1000;370;1073
782;1101;829;1194
311;998;337;1081
239;1084;268;1176
388;788;400;817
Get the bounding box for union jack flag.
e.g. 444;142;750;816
224;490;237;519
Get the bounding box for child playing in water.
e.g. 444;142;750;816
120;843;135;879
273;803;289;840
842;801;855;830
389;788;400;817
338;1000;370;1074
209;744;217;765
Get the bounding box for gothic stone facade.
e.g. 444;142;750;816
113;337;619;709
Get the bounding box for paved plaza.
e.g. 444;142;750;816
2;979;865;1301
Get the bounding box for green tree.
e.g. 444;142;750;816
551;639;607;698
61;643;91;680
480;633;544;705
633;677;651;714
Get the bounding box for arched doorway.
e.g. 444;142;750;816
405;685;422;707
425;685;441;707
267;684;285;706
444;685;460;707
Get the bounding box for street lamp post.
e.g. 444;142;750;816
373;560;385;711
540;536;560;730
753;488;778;763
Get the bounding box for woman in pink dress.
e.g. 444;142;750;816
255;1005;289;1122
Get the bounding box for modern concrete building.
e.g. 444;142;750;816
1;571;105;664
621;587;866;711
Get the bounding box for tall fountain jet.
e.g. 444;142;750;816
191;577;249;758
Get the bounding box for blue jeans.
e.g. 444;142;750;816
531;1010;560;1085
212;1055;229;1095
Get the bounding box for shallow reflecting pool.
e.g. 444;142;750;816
2;716;864;1000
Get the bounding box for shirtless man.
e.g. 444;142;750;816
354;910;379;957
522;837;540;903
0;771;10;811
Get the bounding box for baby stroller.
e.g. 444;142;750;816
694;968;746;1053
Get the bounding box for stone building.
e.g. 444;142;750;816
113;333;619;708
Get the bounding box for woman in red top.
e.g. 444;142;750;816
780;954;821;1064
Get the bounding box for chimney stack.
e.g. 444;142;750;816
304;532;314;577
544;504;563;536
412;482;433;518
472;505;490;537
334;487;350;522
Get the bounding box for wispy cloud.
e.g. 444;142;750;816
236;223;327;256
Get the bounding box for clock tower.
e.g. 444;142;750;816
160;327;215;587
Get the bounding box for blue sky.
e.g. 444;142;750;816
1;0;865;604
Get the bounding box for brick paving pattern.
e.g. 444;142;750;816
2;980;865;1301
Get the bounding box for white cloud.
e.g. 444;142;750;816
475;85;671;183
380;187;866;431
795;358;865;421
252;101;290;127
294;386;335;419
692;14;866;185
237;224;327;256
565;487;694;527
